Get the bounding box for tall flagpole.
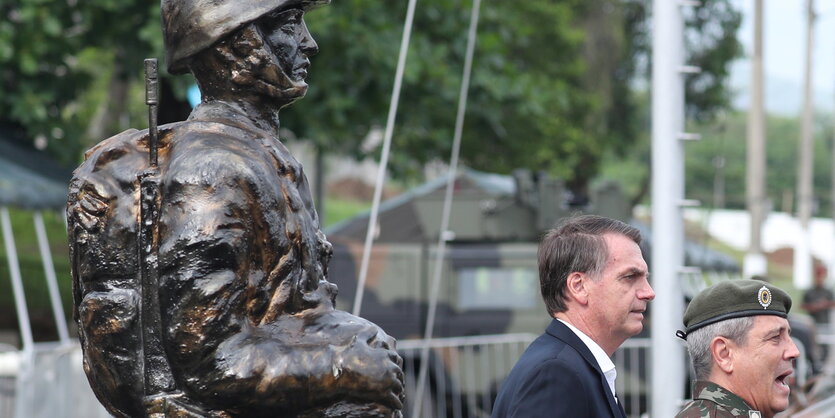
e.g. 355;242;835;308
795;0;815;290
650;0;689;416
744;0;767;279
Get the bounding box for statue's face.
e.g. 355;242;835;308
248;7;318;102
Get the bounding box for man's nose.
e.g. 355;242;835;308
639;280;656;301
786;337;801;360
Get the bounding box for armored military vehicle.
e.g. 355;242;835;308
325;168;739;417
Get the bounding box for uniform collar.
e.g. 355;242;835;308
692;380;760;417
189;100;274;135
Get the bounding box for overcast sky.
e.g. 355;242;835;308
730;0;835;114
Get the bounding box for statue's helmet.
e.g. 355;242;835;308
161;0;330;74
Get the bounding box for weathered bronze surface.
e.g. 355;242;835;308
66;1;405;416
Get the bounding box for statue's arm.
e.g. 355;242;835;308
157;152;402;414
156;174;258;393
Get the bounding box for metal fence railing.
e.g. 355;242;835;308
613;338;651;417
398;334;653;418
0;342;109;418
398;333;537;418
0;332;822;418
0;376;14;418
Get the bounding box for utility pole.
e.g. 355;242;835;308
651;0;690;415
832;52;835;283
795;0;815;289
745;0;767;279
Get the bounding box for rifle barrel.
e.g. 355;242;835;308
144;58;159;168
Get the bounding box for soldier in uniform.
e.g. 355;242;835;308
67;0;404;416
675;280;800;418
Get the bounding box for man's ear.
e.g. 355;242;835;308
565;272;590;305
710;336;734;374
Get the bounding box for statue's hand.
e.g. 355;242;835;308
212;308;404;414
300;309;405;412
331;322;405;411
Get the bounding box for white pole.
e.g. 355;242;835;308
744;0;767;279
34;211;70;344
353;0;419;316
1;206;34;350
412;0;481;415
795;0;815;290
831;37;835;285
651;0;686;416
2;207;36;418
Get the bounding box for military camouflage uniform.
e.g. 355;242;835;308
676;381;762;418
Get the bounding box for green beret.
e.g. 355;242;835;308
676;279;792;340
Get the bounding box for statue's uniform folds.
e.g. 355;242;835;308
68;102;404;417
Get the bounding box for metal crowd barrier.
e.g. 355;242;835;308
398;334;653;418
398;333;537;418
0;342;109;418
0;333;816;417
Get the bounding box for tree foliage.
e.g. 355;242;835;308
683;0;743;122
288;0;741;200
0;0;742;200
685;111;834;215
286;0;593;185
599;0;742;204
0;0;183;165
0;0;93;162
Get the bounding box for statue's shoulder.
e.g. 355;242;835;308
68;128;150;218
165;119;275;157
76;128;146;176
68;123;186;233
162;119;285;185
72;120;259;181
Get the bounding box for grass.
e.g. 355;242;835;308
322;197;371;228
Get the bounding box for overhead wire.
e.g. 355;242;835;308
346;0;484;412
352;0;420;316
413;0;483;415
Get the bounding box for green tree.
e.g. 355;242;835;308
0;0;93;163
0;0;741;202
285;0;592;183
0;0;189;165
684;111;834;216
287;0;741;203
683;0;743;122
599;0;742;205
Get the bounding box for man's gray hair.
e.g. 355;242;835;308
686;316;754;380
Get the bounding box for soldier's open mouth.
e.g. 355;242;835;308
775;370;791;388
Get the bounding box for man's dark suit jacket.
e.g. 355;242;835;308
491;319;627;418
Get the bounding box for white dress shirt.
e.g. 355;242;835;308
556;319;618;403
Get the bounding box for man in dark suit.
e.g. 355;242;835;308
492;215;655;417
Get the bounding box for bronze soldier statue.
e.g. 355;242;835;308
66;0;405;416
